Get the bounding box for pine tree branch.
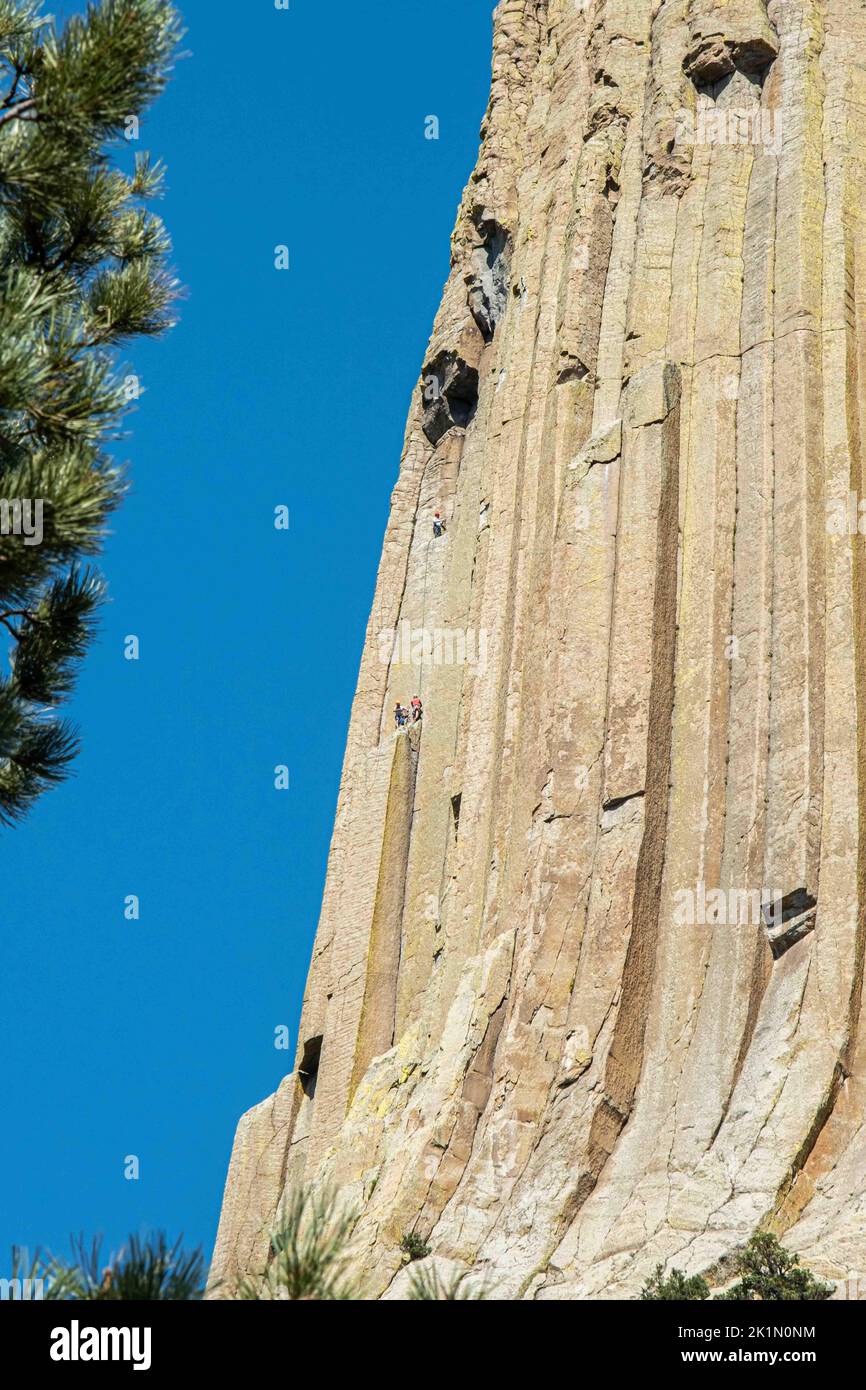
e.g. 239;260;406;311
0;95;35;125
1;64;25;110
0;0;181;824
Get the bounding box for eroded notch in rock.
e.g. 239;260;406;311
602;789;645;814
761;889;817;960
557;356;590;386
298;1034;323;1099
420;351;479;445
465;207;512;342
686;0;783;88
683;0;778;87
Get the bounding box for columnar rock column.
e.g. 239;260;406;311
210;0;866;1299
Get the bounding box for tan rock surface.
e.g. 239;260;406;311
210;0;866;1298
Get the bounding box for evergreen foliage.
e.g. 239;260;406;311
718;1232;833;1302
640;1233;833;1302
234;1186;362;1301
399;1230;431;1262
0;0;181;823
12;1188;495;1301
13;1232;205;1299
407;1263;488;1301
640;1265;711;1301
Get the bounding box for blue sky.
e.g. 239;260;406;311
0;0;495;1270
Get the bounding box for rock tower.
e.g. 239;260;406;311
211;0;866;1298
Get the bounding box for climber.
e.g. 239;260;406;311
410;695;423;724
433;511;446;538
394;701;409;730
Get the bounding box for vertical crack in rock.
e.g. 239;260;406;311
589;363;682;1184
772;1061;848;1231
350;728;420;1099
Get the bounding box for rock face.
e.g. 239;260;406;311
211;0;866;1299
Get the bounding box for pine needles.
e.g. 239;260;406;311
0;0;181;823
